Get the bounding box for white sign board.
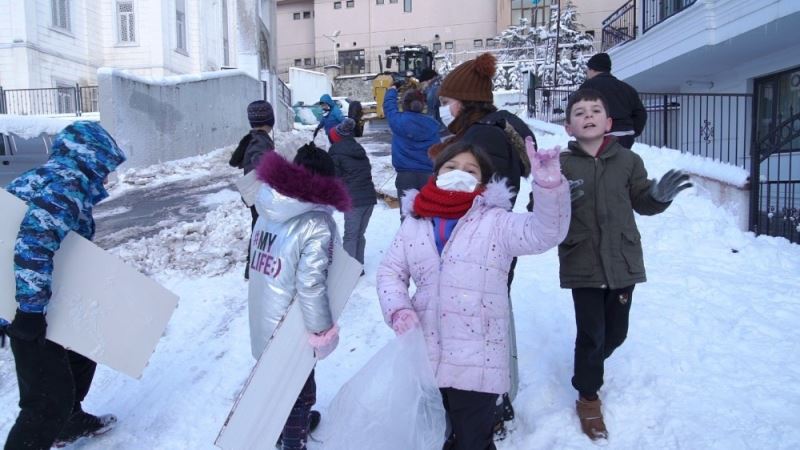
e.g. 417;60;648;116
0;190;179;379
215;245;362;449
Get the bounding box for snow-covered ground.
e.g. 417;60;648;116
1;119;799;450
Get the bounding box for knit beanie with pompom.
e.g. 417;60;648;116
438;53;496;103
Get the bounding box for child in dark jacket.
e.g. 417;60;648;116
559;89;691;441
229;100;276;279
328;118;377;267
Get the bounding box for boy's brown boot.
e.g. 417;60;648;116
576;397;608;440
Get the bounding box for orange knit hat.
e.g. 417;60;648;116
438;53;496;103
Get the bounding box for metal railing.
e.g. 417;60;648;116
602;0;637;51
0;85;98;117
643;0;698;34
532;87;753;170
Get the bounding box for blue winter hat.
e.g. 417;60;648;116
50;121;127;179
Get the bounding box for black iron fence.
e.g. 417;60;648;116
643;0;698;33
602;0;637;51
0;85;99;116
532;87;753;170
749;111;800;243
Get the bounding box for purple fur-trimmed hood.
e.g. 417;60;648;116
256;151;351;212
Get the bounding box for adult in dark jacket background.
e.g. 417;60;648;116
384;86;440;220
329;118;377;267
418;68;445;131
229;100;276;279
2;121;125;449
579;53;647;149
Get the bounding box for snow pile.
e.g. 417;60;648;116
0;114;94;139
111;198;250;277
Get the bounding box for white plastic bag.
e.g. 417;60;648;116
322;328;446;450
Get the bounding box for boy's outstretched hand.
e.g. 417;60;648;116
527;137;563;188
651;169;692;203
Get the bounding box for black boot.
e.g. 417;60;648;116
53;407;117;447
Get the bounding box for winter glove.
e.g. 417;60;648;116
568;179;585;202
526;137;563;189
391;309;420;336
308;325;339;360
650;169;692;203
5;310;47;345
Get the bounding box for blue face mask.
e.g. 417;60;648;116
439;105;455;127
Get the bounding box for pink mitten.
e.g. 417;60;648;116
526;136;563;188
391;309;420;335
308;325;340;360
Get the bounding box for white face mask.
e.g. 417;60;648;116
436;169;480;193
439;105;455;127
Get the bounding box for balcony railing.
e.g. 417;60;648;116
531;86;753;170
0;85;98;117
602;0;637;51
643;0;698;33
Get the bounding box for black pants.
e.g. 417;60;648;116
395;171;430;221
5;339;97;450
571;285;634;398
281;370;316;450
245;205;259;280
441;388;498;450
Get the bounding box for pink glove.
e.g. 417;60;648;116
391;309;420;335
527;136;563;188
308;325;339;360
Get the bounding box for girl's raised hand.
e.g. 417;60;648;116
526;136;563;189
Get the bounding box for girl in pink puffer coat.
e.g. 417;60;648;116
377;140;570;449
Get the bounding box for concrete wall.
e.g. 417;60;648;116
332;75;374;103
288;67;330;105
98;68;261;168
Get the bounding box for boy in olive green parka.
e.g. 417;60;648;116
559;89;691;442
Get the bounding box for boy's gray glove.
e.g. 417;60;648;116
568;179;584;202
650;169;692;203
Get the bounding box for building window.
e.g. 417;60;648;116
346;0;354;8
432;42;442;51
339;49;365;75
512;0;552;27
176;0;187;52
334;1;341;9
473;39;483;48
444;41;454;50
403;0;411;12
116;1;135;43
294;59;302;66
486;38;497;48
55;80;75;114
303;11;311;18
304;57;312;66
389;0;397;3
51;0;70;31
376;0;384;4
293;12;301;20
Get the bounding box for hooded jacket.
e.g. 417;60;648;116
315;94;345;136
329;135;377;208
377;177;570;394
248;152;352;359
558;139;668;290
384;88;440;173
5;121;126;312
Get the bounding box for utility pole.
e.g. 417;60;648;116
553;0;561;87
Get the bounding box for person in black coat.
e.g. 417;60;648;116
328;118;377;267
229;100;276;279
579;53;647;149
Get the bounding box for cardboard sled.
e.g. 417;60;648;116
0;190;179;379
215;245;362;449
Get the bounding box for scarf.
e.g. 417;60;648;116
413;178;484;219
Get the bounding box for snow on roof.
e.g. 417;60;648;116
0;114;99;139
97;67;257;86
